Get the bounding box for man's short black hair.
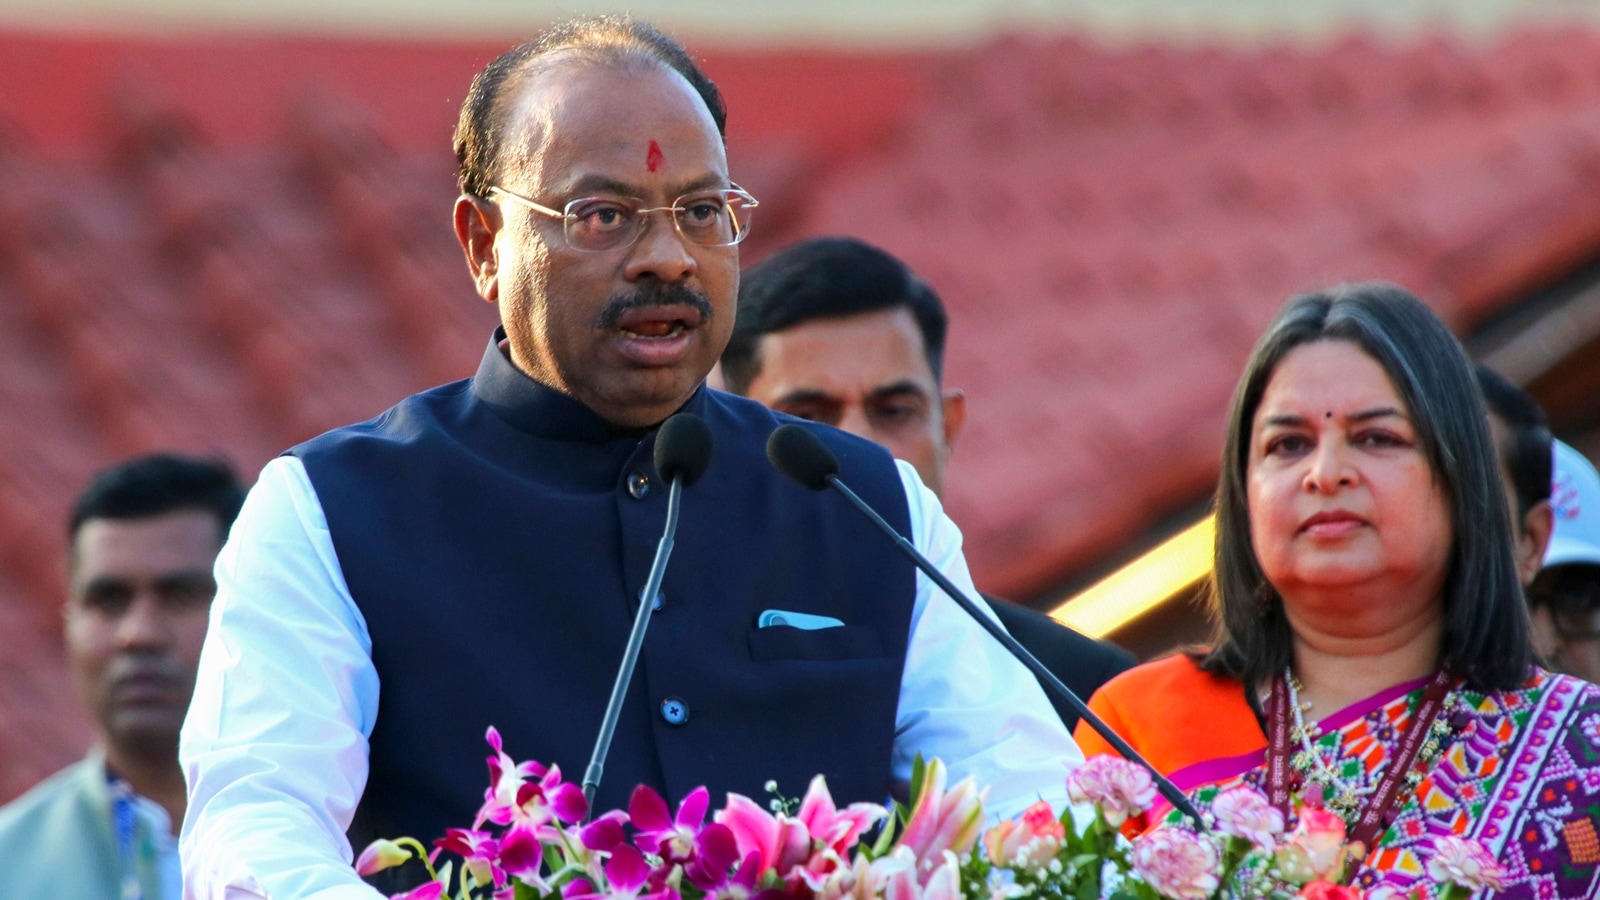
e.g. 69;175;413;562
69;453;245;545
1475;364;1553;517
721;237;948;395
453;15;727;200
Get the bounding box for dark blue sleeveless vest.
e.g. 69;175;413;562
290;334;917;846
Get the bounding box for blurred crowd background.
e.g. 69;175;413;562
4;0;1600;805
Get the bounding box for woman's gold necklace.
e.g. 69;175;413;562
1282;669;1456;828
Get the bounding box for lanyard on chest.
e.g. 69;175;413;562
1264;669;1454;850
108;774;145;900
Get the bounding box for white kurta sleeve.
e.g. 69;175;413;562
179;455;384;900
889;460;1085;821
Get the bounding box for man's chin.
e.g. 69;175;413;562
105;710;185;756
583;369;709;427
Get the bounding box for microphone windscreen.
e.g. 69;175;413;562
655;413;713;486
766;423;839;491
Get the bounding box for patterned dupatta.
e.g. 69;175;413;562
1162;669;1600;899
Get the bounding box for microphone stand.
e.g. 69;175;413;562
818;471;1208;830
581;471;685;811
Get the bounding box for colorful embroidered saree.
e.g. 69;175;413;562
1074;655;1600;898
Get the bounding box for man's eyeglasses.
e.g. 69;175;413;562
488;185;758;253
1529;568;1600;640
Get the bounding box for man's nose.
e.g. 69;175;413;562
624;210;697;282
837;404;877;444
115;593;172;649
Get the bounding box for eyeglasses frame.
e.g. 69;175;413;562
486;183;759;252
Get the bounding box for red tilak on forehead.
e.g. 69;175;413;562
646;140;664;173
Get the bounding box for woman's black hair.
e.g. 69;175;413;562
1200;282;1534;692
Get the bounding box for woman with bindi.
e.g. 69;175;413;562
1075;283;1600;897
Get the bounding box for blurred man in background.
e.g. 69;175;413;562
721;236;1135;727
0;453;242;900
1475;364;1600;682
1530;441;1600;683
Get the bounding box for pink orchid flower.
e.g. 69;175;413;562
498;821;558;894
562;844;681;900
681;821;745;891
702;849;766;900
389;883;445;900
715;792;814;877
478;726;588;829
896;759;987;865
580;810;632;853
435;828;505;890
631;785;712;863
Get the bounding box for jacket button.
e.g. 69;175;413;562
660;697;689;725
639;587;664;611
627;471;651;499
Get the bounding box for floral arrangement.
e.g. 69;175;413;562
358;728;1505;900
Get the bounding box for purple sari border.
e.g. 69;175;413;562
1147;675;1434;821
1315;675;1432;732
1170;747;1267;796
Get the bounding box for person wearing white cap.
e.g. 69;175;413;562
1528;440;1600;683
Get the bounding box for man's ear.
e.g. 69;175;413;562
454;194;500;303
940;387;967;449
1518;499;1555;586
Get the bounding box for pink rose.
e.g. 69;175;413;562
1297;880;1362;900
1281;808;1348;880
982;801;1065;869
1066;757;1156;828
1210;786;1284;849
1425;836;1505;890
1129;827;1220;900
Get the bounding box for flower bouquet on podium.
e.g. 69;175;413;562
358;728;1504;900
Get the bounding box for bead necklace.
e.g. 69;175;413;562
1283;669;1374;821
1280;668;1459;837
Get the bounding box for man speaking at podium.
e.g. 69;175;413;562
179;17;1077;898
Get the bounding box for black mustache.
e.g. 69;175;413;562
596;283;714;329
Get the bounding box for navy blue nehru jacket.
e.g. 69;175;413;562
290;330;918;846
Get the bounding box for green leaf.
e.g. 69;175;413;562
908;753;928;806
513;881;541;900
869;807;900;858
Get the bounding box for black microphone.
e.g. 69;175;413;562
764;422;1207;829
582;413;713;809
